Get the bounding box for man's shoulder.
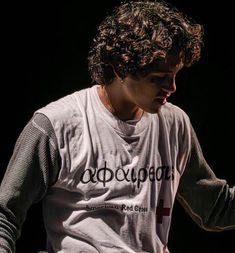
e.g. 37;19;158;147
34;86;92;124
161;102;190;124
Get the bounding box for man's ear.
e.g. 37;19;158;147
111;65;124;83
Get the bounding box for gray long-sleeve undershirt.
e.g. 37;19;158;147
0;114;60;253
0;113;234;253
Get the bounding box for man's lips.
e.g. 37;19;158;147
154;93;170;105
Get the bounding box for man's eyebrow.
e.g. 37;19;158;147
151;71;173;75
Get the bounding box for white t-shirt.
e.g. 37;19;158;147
37;85;191;253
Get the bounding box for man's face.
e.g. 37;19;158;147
122;53;184;113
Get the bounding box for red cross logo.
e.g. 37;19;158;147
156;199;170;224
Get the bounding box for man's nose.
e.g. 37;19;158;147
162;76;176;94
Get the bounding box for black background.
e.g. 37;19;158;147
1;0;235;252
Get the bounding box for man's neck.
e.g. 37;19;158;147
97;82;143;121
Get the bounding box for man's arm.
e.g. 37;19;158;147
177;125;235;231
0;113;60;252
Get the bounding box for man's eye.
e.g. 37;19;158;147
150;76;167;83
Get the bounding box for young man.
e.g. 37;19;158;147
0;0;234;252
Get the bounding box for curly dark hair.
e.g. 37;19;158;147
88;0;204;85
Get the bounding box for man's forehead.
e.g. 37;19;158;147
154;53;184;73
